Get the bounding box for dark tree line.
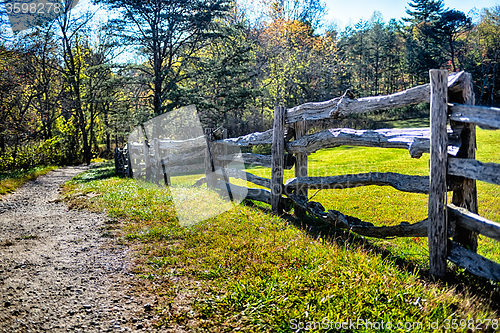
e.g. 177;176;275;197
0;0;499;171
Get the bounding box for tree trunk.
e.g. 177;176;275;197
0;135;5;154
153;34;163;116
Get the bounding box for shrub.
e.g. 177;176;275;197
0;136;81;172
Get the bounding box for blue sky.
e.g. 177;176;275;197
323;0;499;28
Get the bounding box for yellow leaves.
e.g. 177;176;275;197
477;7;500;50
263;18;319;50
259;16;340;103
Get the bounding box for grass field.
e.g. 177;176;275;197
62;125;500;332
243;127;500;266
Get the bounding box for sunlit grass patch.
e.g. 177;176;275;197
170;172;205;187
170;186;235;227
91;157;108;164
266;128;500;266
0;165;58;196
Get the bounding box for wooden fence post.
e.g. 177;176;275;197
162;143;171;186
449;73;479;252
428;69;449;279
152;139;162;185
218;128;235;201
114;147;122;176
205;128;216;189
222;128;228;169
294;120;308;217
143;140;151;181
125;147;133;177
218;128;230;183
271;106;286;214
161;159;170;186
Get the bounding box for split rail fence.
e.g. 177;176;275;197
115;70;500;280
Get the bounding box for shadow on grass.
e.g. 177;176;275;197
241;199;500;310
70;161;117;184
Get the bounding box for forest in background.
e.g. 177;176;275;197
0;0;499;171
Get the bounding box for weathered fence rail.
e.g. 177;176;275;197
284;172;430;194
116;70;500;282
286;71;466;123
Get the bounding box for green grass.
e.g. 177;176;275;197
241;128;500;266
0;165;58;196
63;125;500;332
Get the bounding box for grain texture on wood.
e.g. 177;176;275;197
205;129;216;189
114;148;125;177
285;172;429;194
193;177;207;187
330;85;431;119
214;168;271;189
164;147;206;166
217;129;273;147
294;120;308;217
165;162;205;174
428;69;449;279
449;72;479;252
271;106;286;213
286;72;465;123
348;219;430;238
286;128;431;158
446;71;469;94
221;128;228;168
216;153;272;168
449;104;500;130
448;158;500;186
128;142;144;153
448;204;500;243
214;180;271;204
287;194;432;238
158;136;206;150
143;140;152;181
152;139;163;185
286;96;341;123
217;129;233;200
161;159;170;186
125;147;133;177
448;240;500;282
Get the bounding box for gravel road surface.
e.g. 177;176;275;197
0;166;162;332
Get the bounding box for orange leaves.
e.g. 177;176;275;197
261;18;321;51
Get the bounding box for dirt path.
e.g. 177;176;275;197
0;166;162;332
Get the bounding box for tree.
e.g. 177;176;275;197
28;24;65;141
256;1;341;108
267;0;326;29
56;2;97;165
190;22;260;135
337;13;408;97
367;14;386;95
474;6;500;106
95;0;231;116
0;44;33;157
404;0;446;83
437;9;472;72
383;19;408;93
404;0;444;24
